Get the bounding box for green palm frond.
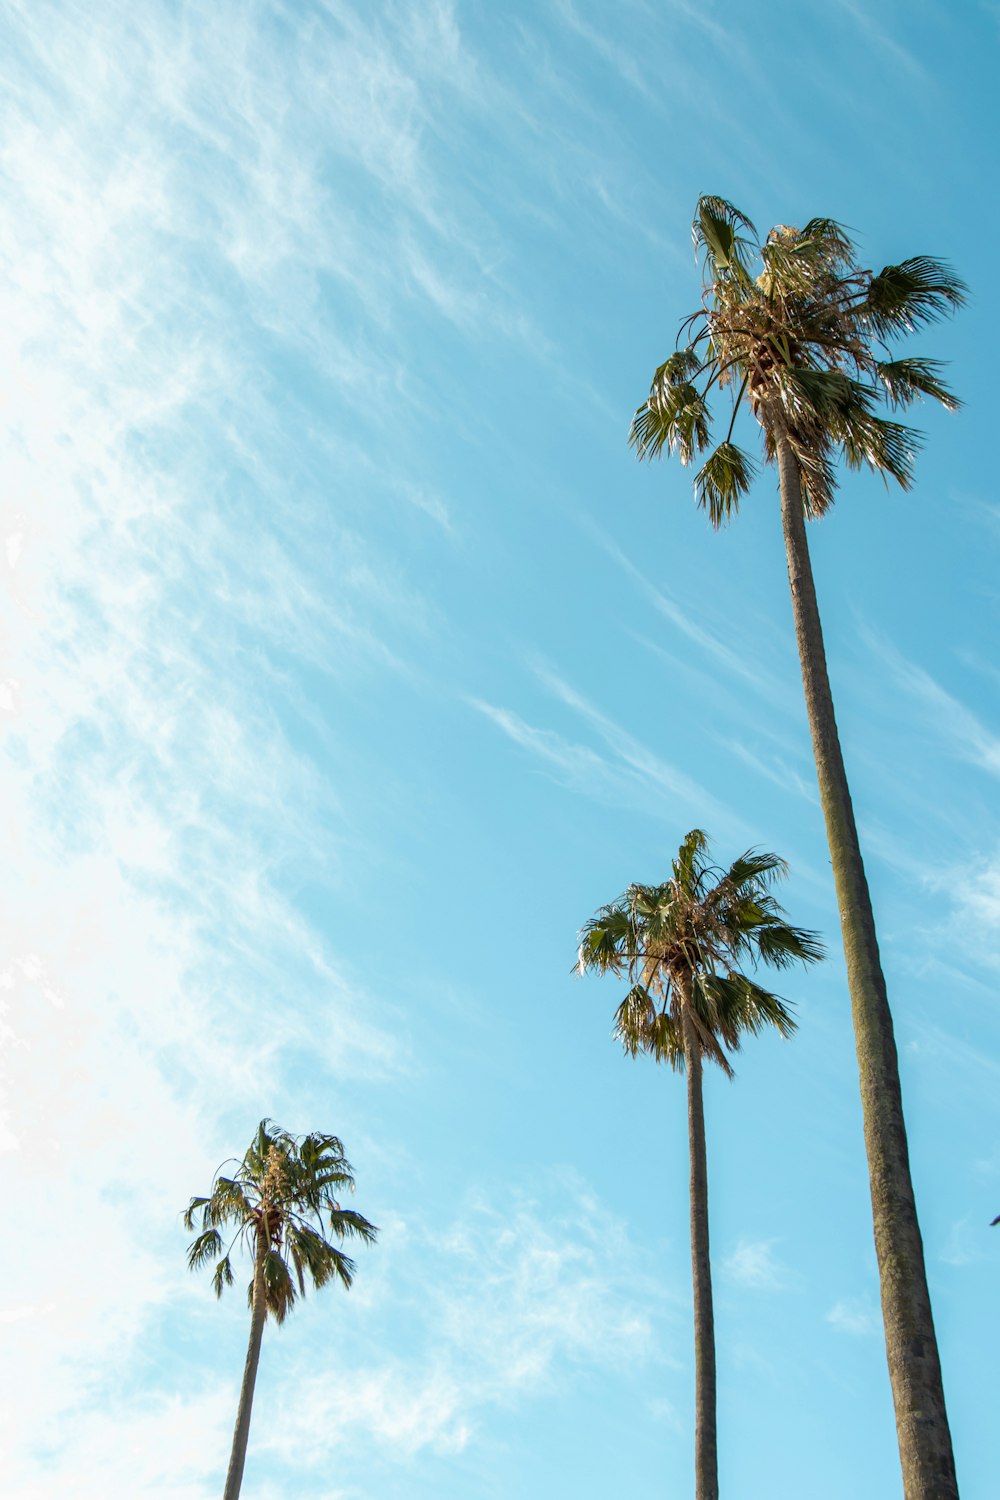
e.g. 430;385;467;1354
693;196;757;282
262;1248;296;1324
717;849;789;892
673;827;710;891
615;987;683;1067
796;447;838;518
182;1196;211;1232
859;257;967;336
309;1167;355;1193
212;1255;235;1299
576;905;635;974
656;348;703;385
628;402;669;462
700;973;796;1041
753;920;826;969
795;217;856;264
204;1176;252;1224
694;441;757;527
758;218;854;298
328;1207;379;1245
186;1228;224;1272
645;1009;684;1067
837;409;922;488
781;366;857;420
685;997;735;1077
874;358;961;411
780;368;918;485
288;1224;335;1290
299;1132;348;1175
613;983;660;1057
630;380;711;465
290;1223;358;1291
286;1230;309;1298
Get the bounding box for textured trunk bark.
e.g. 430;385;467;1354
682;992;719;1500
775;433;958;1500
223;1236;268;1500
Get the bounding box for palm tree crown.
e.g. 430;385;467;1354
577;830;824;1072
630;196;966;523
577;831;821;1500
184;1119;377;1323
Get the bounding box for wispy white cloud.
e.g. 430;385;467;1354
6;1387;234;1500
258;1181;671;1469
584;525;793;706
951;852;1000;931
647;1394;684;1430
828;0;928;80
0;6;480;1493
862;629;1000;779
472;698;633;806
553;0;661;105
722;1237;793;1290
890;845;1000;980
473;672;738;833
553;0;769;121
532;663;738;822
825;1297;880;1337
727;740;818;805
939;1215;993;1269
905;1021;1000;1090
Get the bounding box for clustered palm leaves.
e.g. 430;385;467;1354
630;196;964;524
631;198;966;1500
578;830;822;1500
579;831;822;1076
184;1119;375;1320
185;1120;376;1500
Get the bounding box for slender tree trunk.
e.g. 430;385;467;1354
775;433;958;1500
223;1237;268;1500
682;992;718;1500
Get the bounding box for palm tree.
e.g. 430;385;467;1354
630;198;966;1500
183;1119;377;1500
577;830;822;1500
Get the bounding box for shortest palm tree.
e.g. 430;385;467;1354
184;1119;377;1500
577;831;822;1500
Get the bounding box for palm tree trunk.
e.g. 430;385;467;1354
682;994;718;1500
223;1238;268;1500
775;432;958;1500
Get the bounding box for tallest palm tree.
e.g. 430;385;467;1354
630;198;966;1500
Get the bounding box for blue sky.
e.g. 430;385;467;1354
1;1;998;1496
